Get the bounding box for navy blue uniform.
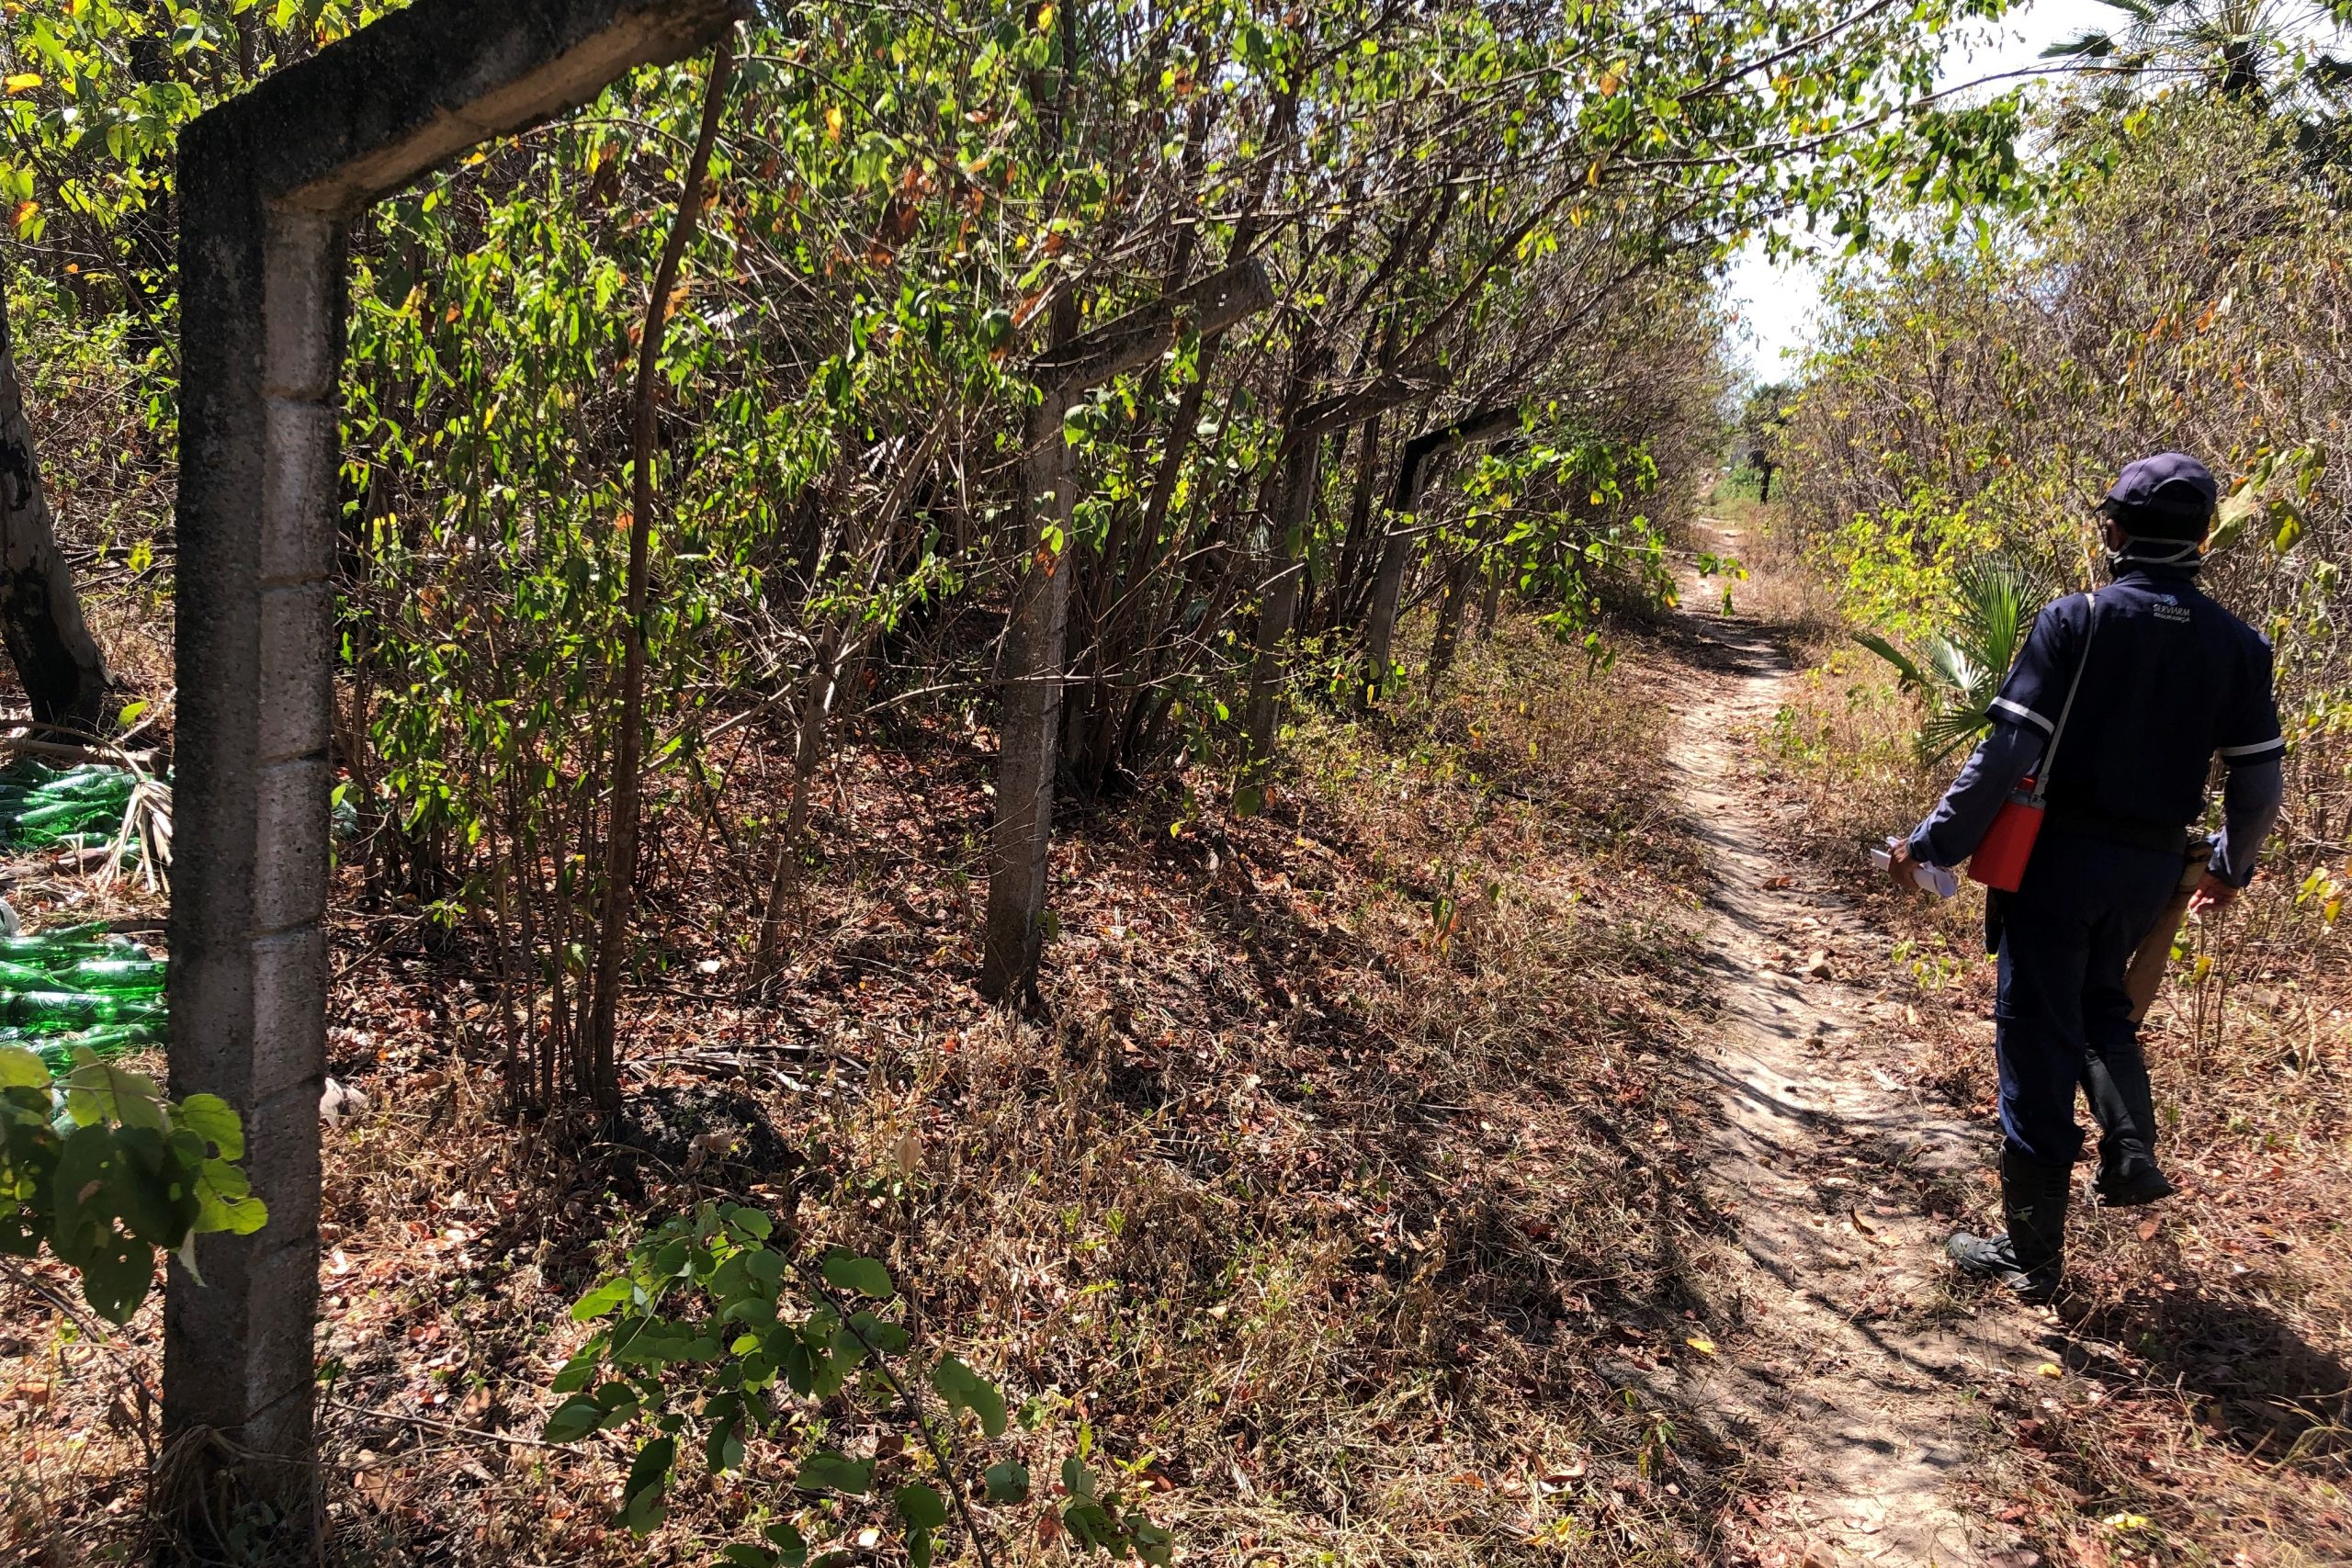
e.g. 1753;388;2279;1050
1990;569;2283;824
1909;562;2283;1168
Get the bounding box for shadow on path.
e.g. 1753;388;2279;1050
1657;523;2048;1568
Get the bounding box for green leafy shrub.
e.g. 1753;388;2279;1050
1855;552;2045;761
543;1201;1170;1565
1781;94;2352;884
0;1045;267;1323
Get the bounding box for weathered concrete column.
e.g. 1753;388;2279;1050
166;0;742;1526
1361;402;1521;698
166;139;343;1495
978;261;1275;998
979;401;1077;995
1240;431;1323;783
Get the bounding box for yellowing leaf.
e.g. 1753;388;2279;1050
1686;1336;1717;1357
2102;1513;2151;1531
2036;1362;2064;1380
5;73;41;94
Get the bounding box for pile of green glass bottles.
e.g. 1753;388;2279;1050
0;922;167;1073
0;761;139;854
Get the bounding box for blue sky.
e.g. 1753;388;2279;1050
1725;0;2113;376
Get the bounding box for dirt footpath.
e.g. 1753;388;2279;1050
1661;524;2052;1568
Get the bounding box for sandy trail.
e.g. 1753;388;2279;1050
1662;521;2048;1567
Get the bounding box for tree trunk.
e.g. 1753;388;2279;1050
0;270;112;731
753;629;848;976
1424;551;1474;696
1240;432;1321;793
979;394;1076;998
582;32;734;1109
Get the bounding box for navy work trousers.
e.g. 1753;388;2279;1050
1993;828;2182;1168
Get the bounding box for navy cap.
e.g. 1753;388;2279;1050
2103;452;2219;538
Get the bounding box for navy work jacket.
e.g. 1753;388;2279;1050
1991;563;2284;831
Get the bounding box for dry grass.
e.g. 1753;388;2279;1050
2;613;1766;1567
1756;560;2352;1568
1698;495;1842;667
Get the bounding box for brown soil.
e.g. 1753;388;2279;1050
1661;523;2051;1568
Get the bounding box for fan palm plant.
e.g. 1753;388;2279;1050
2042;0;2352;108
1857;554;2046;762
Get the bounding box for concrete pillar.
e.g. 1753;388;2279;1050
1241;433;1323;781
162;0;744;1529
977;262;1275;998
980;404;1076;997
165;125;342;1497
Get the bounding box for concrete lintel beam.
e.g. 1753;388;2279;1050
1031;259;1275;393
208;0;745;216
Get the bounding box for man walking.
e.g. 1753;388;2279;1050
1886;454;2285;1302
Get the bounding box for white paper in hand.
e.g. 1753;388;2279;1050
1871;841;1959;898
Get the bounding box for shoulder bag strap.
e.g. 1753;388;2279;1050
2028;588;2097;807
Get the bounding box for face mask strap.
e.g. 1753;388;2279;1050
2105;536;2204;573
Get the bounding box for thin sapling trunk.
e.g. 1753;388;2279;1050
582;32;737;1110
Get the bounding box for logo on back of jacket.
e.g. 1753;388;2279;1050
2153;593;2191;625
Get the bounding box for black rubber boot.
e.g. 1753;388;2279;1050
2092;1140;2177;1208
1948;1148;2073;1303
2082;1045;2176;1207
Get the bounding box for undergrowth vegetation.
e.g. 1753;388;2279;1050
0;0;2047;1550
16;0;2348;1561
4;614;1750;1564
1782;95;2352;890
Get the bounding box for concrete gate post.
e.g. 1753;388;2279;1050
167;144;344;1491
164;0;741;1524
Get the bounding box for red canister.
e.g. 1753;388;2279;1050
1967;778;2044;893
